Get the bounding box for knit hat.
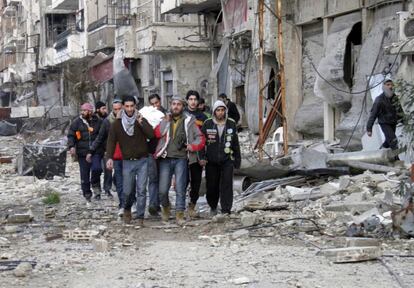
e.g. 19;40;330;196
95;101;106;110
171;95;185;104
80;103;94;111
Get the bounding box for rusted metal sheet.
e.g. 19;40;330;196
223;0;248;34
90;58;113;83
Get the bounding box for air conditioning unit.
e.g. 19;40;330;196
399;11;414;41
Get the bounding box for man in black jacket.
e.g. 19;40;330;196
200;100;241;216
367;79;404;151
68;103;103;202
185;90;208;218
218;93;240;124
90;99;123;204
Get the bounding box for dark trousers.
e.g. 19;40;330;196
103;159;112;192
189;162;203;205
78;155;102;200
380;124;398;150
205;161;234;214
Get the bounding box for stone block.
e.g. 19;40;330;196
345;238;380;247
11;106;28;118
319;246;382;263
28;106;46;118
92;238;110;252
63;229;99;241
240;212;258;227
7;213;33;224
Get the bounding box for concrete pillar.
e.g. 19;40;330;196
323;17;335;142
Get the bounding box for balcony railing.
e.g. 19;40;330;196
87;15;131;33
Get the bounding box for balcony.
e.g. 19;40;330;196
88;26;116;53
0;53;16;72
51;0;78;11
161;0;221;14
116;26;137;58
6;0;22;6
135;23;210;54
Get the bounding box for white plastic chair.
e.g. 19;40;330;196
264;126;284;157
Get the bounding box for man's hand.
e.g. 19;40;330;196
199;160;207;166
137;113;144;125
367;131;372;137
186;144;194;152
86;153;92;163
69;147;76;155
106;159;113;170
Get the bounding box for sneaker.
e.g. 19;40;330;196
176;211;185;226
105;190;113;199
123;209;132;224
188;203;197;219
131;204;137;214
148;206;159;217
161;206;170;223
117;208;124;217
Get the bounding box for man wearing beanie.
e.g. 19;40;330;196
200;100;241;216
367;78;404;152
95;101;108;119
154;96;205;225
185;90;208;219
68;103;103;202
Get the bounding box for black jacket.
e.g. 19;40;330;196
67;115;103;157
367;93;403;132
226;100;240;124
90;116;112;155
201;118;241;169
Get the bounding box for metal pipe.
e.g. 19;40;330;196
327;149;394;166
233;176;252;194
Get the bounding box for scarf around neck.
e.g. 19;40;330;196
121;109;137;136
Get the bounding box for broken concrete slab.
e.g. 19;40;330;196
7;213;33;224
345;238;380;247
325;202;377;213
231;229;250;240
319;246;382;263
377;181;399;193
286;186;328;202
240;212;259;227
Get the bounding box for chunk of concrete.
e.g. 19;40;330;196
286;186;327;201
320;182;340;195
92;238;110;252
231;229;249;240
240;212;259;227
7;213;33;224
377;181;399;193
319;246;382;263
13;262;33;277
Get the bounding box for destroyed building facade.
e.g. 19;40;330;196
0;0;414;148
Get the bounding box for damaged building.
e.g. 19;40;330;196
0;0;413;150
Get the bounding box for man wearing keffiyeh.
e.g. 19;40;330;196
106;96;154;225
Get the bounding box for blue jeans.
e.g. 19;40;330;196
122;158;148;218
113;160;123;208
102;159;112;192
159;158;188;212
147;155;160;209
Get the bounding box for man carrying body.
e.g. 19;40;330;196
91;99;124;214
68;103;103;202
185;90;208;218
154;96;205;225
106;96;154;224
367;79;404;152
200;100;241;216
146;93;166;216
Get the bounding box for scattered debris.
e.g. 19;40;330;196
0;260;36;272
13;262;33;277
392;198;414;238
92;238;110;252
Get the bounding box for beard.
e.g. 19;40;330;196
383;86;394;98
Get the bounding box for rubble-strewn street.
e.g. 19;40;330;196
1;135;414;288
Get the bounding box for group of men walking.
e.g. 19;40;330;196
67;92;241;225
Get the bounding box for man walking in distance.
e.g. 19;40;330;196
146;94;166;216
200;100;241;216
92;100;113;199
218;93;240;125
91;99;124;214
154;96;205;225
367;78;404;153
185;90;208;218
106;96;154;224
68;103;103;202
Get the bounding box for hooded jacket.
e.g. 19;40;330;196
90;112;116;154
67;114;103;157
200;101;241;169
154;112;205;164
